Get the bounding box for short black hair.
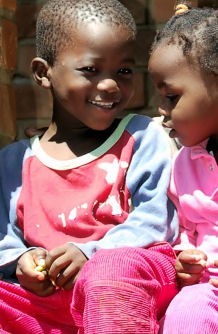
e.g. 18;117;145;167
151;7;218;75
36;0;137;66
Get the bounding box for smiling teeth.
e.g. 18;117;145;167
89;100;118;109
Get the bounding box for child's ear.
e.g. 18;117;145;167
31;57;51;88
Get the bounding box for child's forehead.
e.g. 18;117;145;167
150;42;197;71
56;22;135;62
148;44;192;82
52;24;135;69
62;21;136;48
150;44;184;67
78;20;133;35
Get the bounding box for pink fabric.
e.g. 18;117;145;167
159;283;218;333
162;140;218;333
0;244;177;333
72;244;178;333
0;280;77;334
169;141;218;280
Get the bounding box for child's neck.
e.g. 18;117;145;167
39;119;120;159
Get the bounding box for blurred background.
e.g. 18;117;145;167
0;0;217;148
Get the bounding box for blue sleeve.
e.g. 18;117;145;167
0;141;31;277
74;115;179;258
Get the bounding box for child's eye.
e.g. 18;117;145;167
118;68;133;77
166;94;179;102
77;66;97;73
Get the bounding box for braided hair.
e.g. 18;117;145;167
151;2;218;76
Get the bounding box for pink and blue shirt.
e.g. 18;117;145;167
0;114;178;279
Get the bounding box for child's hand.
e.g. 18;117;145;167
46;243;87;290
175;249;207;287
209;259;218;287
16;248;56;297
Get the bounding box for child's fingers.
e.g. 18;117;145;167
34;265;47;281
179;252;206;264
32;248;48;278
209;278;218;288
33;248;47;266
177;272;201;287
213;259;218;267
176;257;206;275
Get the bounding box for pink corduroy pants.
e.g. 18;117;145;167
0;244;178;334
159;282;218;334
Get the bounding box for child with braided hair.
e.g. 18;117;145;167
148;2;218;333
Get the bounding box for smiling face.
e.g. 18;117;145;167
148;44;218;147
43;22;135;131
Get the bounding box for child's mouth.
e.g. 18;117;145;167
162;120;178;139
88;100;119;109
169;128;177;139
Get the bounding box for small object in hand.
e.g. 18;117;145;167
35;264;47;272
34;259;47;273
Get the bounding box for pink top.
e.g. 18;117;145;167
169;139;218;280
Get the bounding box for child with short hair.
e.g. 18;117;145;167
148;2;218;333
0;0;179;332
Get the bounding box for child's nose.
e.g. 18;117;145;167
158;105;170;117
97;78;119;93
159;106;171;123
